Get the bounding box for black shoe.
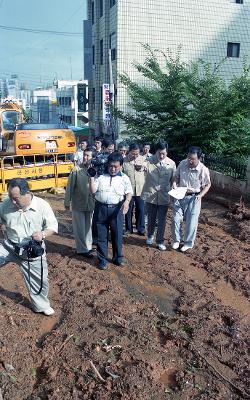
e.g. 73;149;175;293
124;230;133;235
137;231;145;236
97;261;108;270
112;258;127;267
81;251;94;259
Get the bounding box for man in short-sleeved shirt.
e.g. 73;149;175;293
171;147;211;252
89;152;132;270
0;178;58;315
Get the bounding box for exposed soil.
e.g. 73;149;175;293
0;193;249;400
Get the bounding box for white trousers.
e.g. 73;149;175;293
72;210;93;253
0;241;50;312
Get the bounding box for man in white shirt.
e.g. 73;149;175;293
172;146;211;252
74;140;88;165
89;152;132;270
0;178;58;315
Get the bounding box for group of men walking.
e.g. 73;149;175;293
65;137;211;269
0;137;210;317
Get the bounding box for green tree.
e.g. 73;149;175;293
115;45;250;158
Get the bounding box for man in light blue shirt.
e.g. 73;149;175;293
0;178;58;316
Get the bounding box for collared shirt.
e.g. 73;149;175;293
123;155;148;196
0;196;58;244
94;172;133;204
74;149;84;165
174;159;211;193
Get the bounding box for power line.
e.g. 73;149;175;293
0;25;82;36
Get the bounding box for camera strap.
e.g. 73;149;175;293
27;256;44;296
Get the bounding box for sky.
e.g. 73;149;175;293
0;0;87;89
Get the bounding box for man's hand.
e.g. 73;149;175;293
121;200;130;215
195;194;202;202
172;182;177;190
32;231;43;241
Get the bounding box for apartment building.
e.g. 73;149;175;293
55;80;89;127
87;0;250;137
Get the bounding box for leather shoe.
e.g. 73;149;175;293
97;261;108;270
80;251;94;259
112;258;127;266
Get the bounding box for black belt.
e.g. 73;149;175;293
186;192;200;196
96;201;121;208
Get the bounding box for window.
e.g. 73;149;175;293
227;42;240;58
235;0;243;3
100;86;103;110
91;1;95;25
109;32;116;61
92;45;95;65
100;39;103;65
110;0;116;7
92;88;95;110
99;0;103;17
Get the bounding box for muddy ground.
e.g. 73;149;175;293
0;193;249;400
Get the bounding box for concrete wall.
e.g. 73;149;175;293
210;157;250;200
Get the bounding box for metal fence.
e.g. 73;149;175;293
203;154;247;181
171;153;247;180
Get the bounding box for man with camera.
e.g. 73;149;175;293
0;178;58;316
89;152;133;270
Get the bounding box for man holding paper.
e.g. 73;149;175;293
171;147;211;252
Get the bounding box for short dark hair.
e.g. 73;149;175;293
80;139;88;144
107;151;124;166
94;136;103;143
84;146;94;153
143;142;151;147
155;140;168;151
188;146;202;158
118;142;128;150
8;178;30;195
129;143;140;152
102;139;111;148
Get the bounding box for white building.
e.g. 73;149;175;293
87;0;250;136
55;80;89;127
31;88;58;124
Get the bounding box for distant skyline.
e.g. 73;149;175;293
0;0;87;89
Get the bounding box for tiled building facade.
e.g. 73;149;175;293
87;0;250;137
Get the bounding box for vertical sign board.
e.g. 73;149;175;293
77;83;87;112
102;83;111;123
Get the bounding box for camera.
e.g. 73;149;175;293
87;153;108;177
15;240;44;258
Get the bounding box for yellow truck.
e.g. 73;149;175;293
0;101;76;196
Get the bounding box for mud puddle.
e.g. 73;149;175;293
112;268;179;315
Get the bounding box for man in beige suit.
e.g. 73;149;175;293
141;141;176;250
123;143;148;235
64;147;95;258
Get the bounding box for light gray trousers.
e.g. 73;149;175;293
172;195;201;247
72;210;93;253
0;241;50;312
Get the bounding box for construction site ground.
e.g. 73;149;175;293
0;192;249;400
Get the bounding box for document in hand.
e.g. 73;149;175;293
168;187;187;200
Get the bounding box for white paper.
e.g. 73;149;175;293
168;187;187;200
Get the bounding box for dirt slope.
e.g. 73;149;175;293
0;195;249;400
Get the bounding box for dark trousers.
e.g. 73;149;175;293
125;196;145;233
95;202;124;264
146;202;169;244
